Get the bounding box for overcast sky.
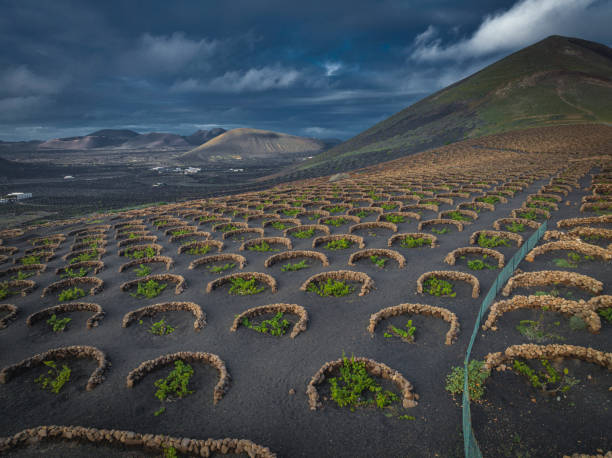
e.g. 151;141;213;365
1;0;611;141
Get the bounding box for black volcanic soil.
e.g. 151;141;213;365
0;172;610;457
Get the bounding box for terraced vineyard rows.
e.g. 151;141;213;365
0;134;610;457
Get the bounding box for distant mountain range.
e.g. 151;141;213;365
292;35;612;176
34;128;227;150
0;127;340;165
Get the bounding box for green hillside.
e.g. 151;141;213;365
292;35;612;177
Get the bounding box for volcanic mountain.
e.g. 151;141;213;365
294;35;612;176
179;128;327;164
184;128;227;146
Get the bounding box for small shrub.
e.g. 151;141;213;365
385;214;404;223
400;236;431;248
247;241;279;252
153;360;194;415
271;221;289;230
518;210;538;220
206;263;235;273
228;277;265;295
383;320;416;343
505;222;525;232
467;256;496;270
430;227;449;235
35;361;71;394
512;359;579;394
597;307;612;323
21;255;40;266
476;196;500;205
324;217;347;227
307;278;354;297
477;234;510;248
381;203;398;210
367;190;381;201
293;228;315;238
241;312;290;336
171;228;191;237
135;264;153;277
11;270;34;281
370;255;387;268
130;280;167;299
125;246;156;259
527;202;555;210
58;287;86;302
568;315;587;331
69;250;98;264
281;260;309;272
446;211;471;222
328;353;400;412
218;224;238;233
328;205;346;214
0;282;11;300
150;318;175;335
61;267;89;279
47;314;71;332
355;210;372;218
325;238;352;250
187;244;211;255
515;308;563;342
423;276;455;297
282;208;300;217
552;252;592;269
445;360;490;401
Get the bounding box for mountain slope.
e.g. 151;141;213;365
179;128;326;164
296;35;612;175
119;132;190;149
184;128;226;146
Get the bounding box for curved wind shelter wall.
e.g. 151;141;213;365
524;241;612;262
306;357;418;410
0;345;109;391
483;344;612;372
501;270;603;296
126;351;229;404
444;247;504;268
300;270;374;296
264;250;329;268
416;271;480;298
206;272;277;293
41;277;103;297
0;426;277;458
368;303;459;345
120;274;186;295
122;301;206;331
26;302;105;329
231;303;308;338
189;254;247;270
348;249;406;268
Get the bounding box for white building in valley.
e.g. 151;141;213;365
0;192;32;204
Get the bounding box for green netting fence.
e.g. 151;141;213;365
462;220;547;457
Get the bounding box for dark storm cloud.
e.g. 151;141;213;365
1;0;611;141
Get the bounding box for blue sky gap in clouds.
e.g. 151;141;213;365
0;0;611;142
